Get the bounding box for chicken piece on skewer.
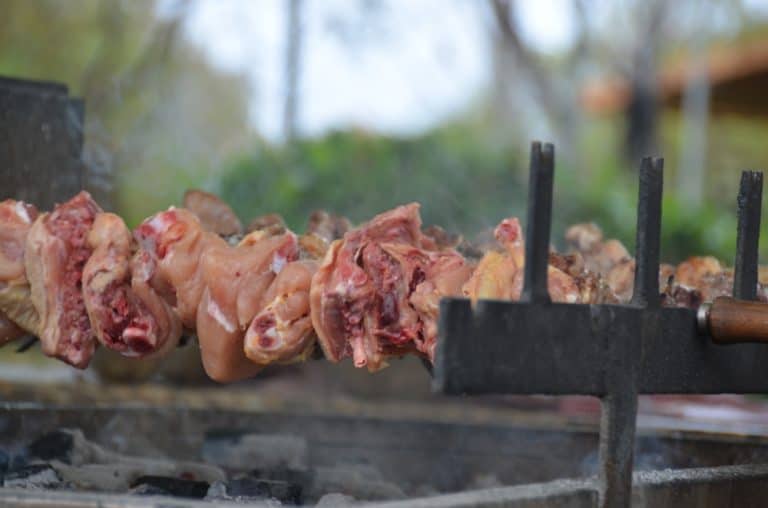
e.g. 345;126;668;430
311;203;473;371
463;218;601;305
183;189;243;237
196;230;302;382
0;199;40;346
25;192;102;368
134;208;227;329
83;213;182;358
305;210;351;243
244;259;318;365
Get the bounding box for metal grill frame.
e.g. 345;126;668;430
433;141;765;508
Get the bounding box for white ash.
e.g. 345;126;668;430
202;433;309;472
308;464;405;501
3;465;61;489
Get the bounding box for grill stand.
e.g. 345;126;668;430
433;142;765;508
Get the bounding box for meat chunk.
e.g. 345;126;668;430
83;213;181;358
25;192;102;368
195;231;301;382
244;260;318;365
183;189;243;236
0;199;40;342
310;203;472;371
247;213;287;236
305;210;351;243
134;208;227;328
462;218;597;305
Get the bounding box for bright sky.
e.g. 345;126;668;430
183;0;768;141
184;0;579;140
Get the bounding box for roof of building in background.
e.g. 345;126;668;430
583;38;768;117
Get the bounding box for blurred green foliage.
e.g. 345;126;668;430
221;125;527;236
221;112;768;265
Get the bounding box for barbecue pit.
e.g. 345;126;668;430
2;76;768;508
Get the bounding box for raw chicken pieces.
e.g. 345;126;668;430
83;213;181;358
25;192;102;368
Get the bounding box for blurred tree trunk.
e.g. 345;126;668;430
677;37;710;206
284;0;304;143
623;1;666;165
489;0;586;169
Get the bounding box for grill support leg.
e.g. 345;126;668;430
598;389;638;508
598;157;663;508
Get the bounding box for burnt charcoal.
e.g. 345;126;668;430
3;463;61;489
28;430;74;463
227;477;302;504
129;475;209;499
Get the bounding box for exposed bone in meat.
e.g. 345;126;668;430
196;231;302;382
83;213;181;358
183;189;243;236
25;192;102;368
311;203;472;371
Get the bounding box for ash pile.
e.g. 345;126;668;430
0;428;409;506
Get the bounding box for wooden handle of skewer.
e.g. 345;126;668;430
703;296;768;344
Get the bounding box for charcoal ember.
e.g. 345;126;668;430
316;492;357;506
2;463;61;489
309;464;405;501
203;432;309;472
28;429;74;463
129;475;209;499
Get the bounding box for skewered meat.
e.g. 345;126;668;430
83;213;182;358
183;189;243;236
0;199;40;345
244;259;318;365
196;230;302;382
247;213;287;236
463;218;603;304
305;210;351;243
134;208;227;329
25;192;102;368
311;203;472;371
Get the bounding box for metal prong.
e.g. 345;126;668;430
733;170;763;301
631;157;663;308
521;142;554;304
